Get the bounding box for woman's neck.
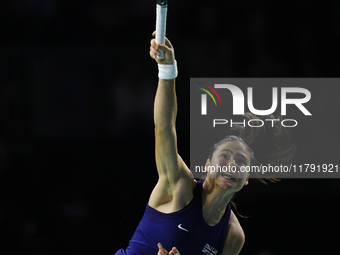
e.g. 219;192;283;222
201;179;235;226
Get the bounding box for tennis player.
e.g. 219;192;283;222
114;32;294;255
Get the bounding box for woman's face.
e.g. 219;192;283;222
206;140;251;192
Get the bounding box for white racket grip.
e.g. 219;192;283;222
155;4;167;59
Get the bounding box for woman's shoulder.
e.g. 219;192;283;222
148;177;197;213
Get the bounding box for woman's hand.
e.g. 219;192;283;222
150;31;175;65
157;243;180;255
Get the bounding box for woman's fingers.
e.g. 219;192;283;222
158;243;168;255
152;31;173;49
170;247;180;255
150;45;160;59
150;38;162;60
158;43;172;53
164;37;173;49
157;243;180;255
151;38;158;48
150;32;175;64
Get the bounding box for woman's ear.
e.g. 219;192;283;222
244;176;249;186
205;158;210;167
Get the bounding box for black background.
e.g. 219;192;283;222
0;1;339;254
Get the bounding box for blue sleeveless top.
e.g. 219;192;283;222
115;182;231;255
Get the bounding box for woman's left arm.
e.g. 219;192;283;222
221;213;245;255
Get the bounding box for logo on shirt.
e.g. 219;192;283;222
202;243;218;255
177;224;189;232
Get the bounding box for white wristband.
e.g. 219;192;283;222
158;61;178;80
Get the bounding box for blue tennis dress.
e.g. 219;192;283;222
115;181;231;255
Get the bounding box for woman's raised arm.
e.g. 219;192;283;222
148;32;195;212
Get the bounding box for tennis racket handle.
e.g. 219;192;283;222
155;4;167;59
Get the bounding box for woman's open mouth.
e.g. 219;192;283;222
220;172;237;181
